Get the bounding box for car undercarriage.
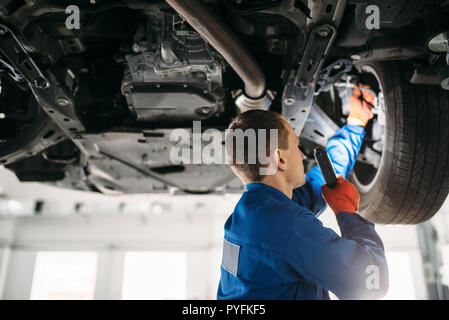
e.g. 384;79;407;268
1;0;449;224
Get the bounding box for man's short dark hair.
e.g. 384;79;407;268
225;110;290;182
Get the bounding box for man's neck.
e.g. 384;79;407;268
259;176;293;199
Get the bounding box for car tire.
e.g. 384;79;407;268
350;61;449;224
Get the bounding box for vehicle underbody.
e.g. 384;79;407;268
1;0;449;224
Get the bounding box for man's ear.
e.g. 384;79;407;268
273;148;286;172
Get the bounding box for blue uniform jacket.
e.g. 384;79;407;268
217;125;389;300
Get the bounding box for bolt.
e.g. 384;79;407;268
34;77;48;89
317;28;330;38
0;27;7;36
442;77;449;91
284;97;295;105
195;72;206;79
56;97;70;107
197;107;212;115
298;79;309;89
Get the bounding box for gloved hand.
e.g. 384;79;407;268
321;176;360;215
347;84;375;127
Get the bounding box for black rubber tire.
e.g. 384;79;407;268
350;61;449;224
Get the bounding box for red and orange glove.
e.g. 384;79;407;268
347;84;375;127
321;176;360;215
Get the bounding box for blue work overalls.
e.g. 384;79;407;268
217;125;389;300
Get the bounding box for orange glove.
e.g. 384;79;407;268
347;84;375;127
321;176;360;215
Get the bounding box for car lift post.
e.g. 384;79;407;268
417;221;449;300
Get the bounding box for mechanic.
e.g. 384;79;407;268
217;85;389;300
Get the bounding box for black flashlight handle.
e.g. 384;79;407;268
313;147;338;188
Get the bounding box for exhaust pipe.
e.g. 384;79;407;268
165;0;267;100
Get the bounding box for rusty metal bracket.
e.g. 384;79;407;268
283;24;337;135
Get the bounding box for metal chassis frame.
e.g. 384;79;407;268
282;0;347;136
0;25;64;166
0;23;237;193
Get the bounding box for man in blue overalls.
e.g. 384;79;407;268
217;85;389;300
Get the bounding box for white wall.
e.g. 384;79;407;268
0;211;227;300
1;250;36;299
